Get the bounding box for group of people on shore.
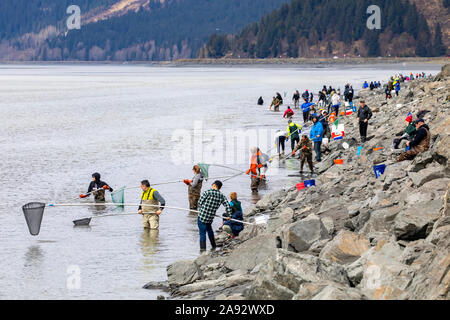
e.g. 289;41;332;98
78;73;433;253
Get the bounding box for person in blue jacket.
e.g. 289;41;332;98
222;192;244;239
394;81;401;96
363;81;369;89
301;101;314;124
309;116;324;162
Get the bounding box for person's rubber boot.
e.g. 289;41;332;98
209;237;217;251
200;241;206;253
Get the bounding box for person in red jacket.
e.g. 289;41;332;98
283;106;295;119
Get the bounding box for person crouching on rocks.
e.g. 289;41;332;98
197;181;232;252
397;119;430;162
222;192;244;239
393;113;417;149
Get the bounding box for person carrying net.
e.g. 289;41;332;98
80;172;113;202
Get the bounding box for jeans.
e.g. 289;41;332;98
359;121;368;140
197;218;214;243
277;136;285;154
314;141;322;162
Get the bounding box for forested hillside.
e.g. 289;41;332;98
202;0;449;59
0;0;290;61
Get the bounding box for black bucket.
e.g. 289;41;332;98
73;218;92;226
22;202;46;236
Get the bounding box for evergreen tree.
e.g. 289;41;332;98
432;24;447;56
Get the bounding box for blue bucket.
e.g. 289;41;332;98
304;180;316;188
373;164;386;179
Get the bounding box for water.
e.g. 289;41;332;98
0;63;441;299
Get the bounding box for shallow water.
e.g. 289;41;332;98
0;63;441;299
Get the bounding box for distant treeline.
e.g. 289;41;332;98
202;0;448;59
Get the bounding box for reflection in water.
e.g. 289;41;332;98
140;229;160;271
24;245;44;268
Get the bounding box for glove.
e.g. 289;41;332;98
246;169;251;175
292;151;296;156
102;185;110;190
303;146;308;150
183;179;191;185
79;194;88;199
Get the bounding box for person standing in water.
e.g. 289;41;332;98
138;180;166;230
80;172;113;202
292;135;314;175
197;180;232;251
184;165;204;214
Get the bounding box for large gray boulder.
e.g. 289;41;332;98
319;230;370;265
280;214;331;253
294;281;367;300
224;234;277;271
407;164;446;187
393;200;442;241
246;249;349;300
167;260;202;287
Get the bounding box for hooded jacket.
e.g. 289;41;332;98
88;173;113;193
309;120;324;142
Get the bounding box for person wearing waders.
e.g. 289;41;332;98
138;180;166;230
292;135;314;175
287;119;302;152
197;180;232;252
356;100;373;143
184;165;203;214
246;147;268;194
80;172;113;202
292;90;300;109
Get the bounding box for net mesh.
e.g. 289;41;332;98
111;187;125;204
198;163;210;180
22;202;45;236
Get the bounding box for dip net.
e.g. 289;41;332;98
198;163;210;180
111;187;125;204
22;202;45;236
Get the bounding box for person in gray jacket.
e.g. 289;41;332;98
184;165;204;214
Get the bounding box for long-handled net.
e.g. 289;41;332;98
22;202;46;236
110;186;125;204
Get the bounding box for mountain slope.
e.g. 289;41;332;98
0;0;290;61
202;0;449;59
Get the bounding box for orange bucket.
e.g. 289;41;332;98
340;111;345;116
334;159;344;165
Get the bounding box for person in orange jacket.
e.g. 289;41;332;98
246;147;269;193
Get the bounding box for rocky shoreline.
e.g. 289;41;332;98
146;64;450;300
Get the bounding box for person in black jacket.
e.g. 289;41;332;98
257;96;264;105
356;100;373;143
80;172;113;201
